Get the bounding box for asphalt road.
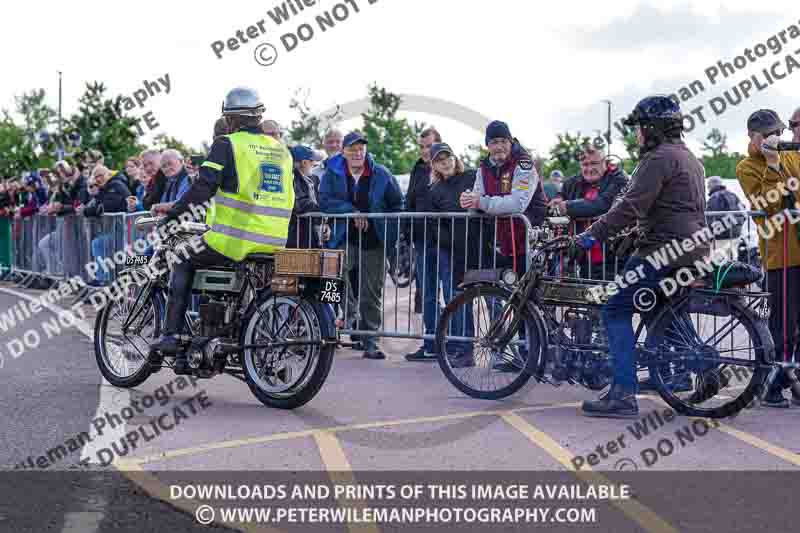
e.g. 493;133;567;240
2;281;800;533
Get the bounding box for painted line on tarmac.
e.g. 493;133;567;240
500;412;680;533
130;401;584;466
708;421;800;467
313;430;382;533
114;460;282;533
647;396;800;468
0;286;121;533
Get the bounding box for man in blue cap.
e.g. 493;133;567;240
287;145;323;248
319;131;404;359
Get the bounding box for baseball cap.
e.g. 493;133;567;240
343;131;368;148
550;170;564;179
430;143;454;161
290;145;324;162
747;109;786;134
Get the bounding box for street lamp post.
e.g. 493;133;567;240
601;100;612;154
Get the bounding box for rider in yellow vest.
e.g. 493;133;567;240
149;87;294;373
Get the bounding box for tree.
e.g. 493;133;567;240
152;133;199;157
1;90;60;174
287;88;342;147
703;128;727;158
0;113;31;177
701;128;743;178
460;143;487;169
64;82;144;169
360;84;422;175
620;130;640;173
544;131;594;178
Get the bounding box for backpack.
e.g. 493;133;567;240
708;189;744;239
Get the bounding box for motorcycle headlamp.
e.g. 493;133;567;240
502;269;518;286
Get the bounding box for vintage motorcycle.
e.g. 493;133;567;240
93;216;345;409
435;218;774;418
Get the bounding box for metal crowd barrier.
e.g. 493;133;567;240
2;207;799;366
295;212;534;345
6;211;146;290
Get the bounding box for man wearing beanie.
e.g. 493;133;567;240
459;120;547;274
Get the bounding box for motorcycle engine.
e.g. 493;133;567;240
199;300;228;338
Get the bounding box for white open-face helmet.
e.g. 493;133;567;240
221;87;265;118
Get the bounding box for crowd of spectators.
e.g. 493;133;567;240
0;146;197;287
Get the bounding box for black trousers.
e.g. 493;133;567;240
766;266;800;371
164;243;231;336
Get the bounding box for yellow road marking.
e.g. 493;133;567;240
133;401;582;465
712;422;800;466
500;412;680;533
114;460;283;533
647;397;800;468
314;431;381;533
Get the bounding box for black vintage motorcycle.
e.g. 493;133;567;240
435;218;774;418
93;216;344;409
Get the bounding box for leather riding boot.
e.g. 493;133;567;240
783;368;800;407
150;264;194;358
582;384;639;418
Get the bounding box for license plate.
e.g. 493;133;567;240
317;279;342;304
125;255;149;266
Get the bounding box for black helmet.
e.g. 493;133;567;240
623;95;684;153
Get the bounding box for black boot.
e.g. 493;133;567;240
783;368;800;407
763;386;789;408
149;265;193;360
582;385;639;418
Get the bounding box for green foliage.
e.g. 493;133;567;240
152;133;199;157
701;128;743;178
0;90;59;175
0;113;31;177
64;82;145;169
546;132;595;178
460;143;487;169
360;84;423;175
287;89;342;147
703;128;727;158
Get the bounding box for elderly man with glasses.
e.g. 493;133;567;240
149;149;192;217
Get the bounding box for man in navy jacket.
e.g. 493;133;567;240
319;131;404;359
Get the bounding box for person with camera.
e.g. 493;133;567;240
574;95;710;418
736;109;800;407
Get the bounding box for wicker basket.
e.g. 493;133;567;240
274;249;344;279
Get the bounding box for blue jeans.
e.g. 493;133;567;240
415;240;439;352
601;256;669;392
91;234;113;284
440;250;474;354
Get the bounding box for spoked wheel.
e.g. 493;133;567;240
241;293;335;409
435;285;543;400
644;292;773;418
94;275;160;387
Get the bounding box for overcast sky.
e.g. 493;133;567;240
3;0;800;166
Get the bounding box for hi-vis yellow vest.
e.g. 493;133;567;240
201;131;294;261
